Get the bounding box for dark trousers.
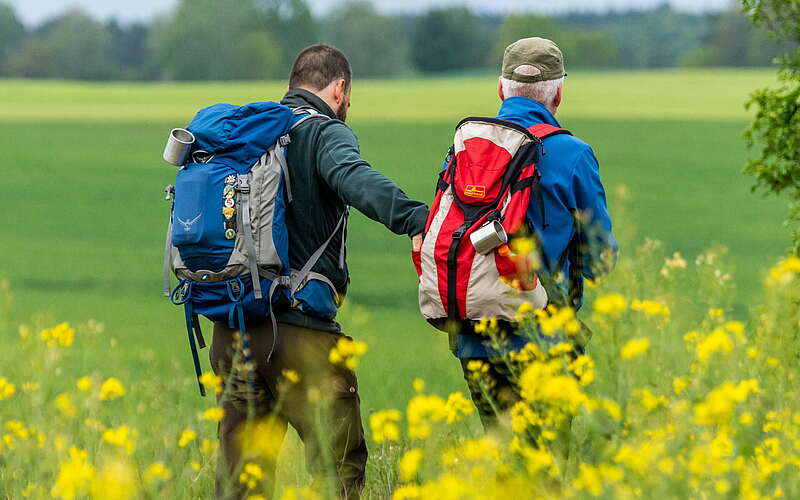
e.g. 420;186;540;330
459;357;522;430
460;354;576;457
210;321;367;500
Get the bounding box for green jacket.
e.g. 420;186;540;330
276;89;428;332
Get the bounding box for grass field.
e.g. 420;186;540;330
0;69;794;498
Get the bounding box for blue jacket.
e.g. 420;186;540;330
455;97;617;358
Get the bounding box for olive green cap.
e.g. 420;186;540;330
502;37;566;83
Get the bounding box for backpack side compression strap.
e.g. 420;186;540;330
527;123;572;138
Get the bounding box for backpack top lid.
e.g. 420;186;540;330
451;118;540;207
187;102;300;172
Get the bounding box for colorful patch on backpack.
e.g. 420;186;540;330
464;185;486;199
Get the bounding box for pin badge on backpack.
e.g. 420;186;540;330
224;175;236;185
224;198;235;208
225;228;236;240
223;207;235;220
223;186;235;198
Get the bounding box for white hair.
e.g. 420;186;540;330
500;76;564;109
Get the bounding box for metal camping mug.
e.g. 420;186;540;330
470;220;508;255
163;128;196;166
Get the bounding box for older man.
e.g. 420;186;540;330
452;37;617;429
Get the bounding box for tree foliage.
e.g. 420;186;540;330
324;1;409;78
5;10;117;79
743;0;800;253
0;1;23;72
150;0;282;80
410;7;489;73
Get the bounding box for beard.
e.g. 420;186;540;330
335;99;348;122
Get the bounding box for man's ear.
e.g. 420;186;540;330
497;78;505;101
553;82;563;109
333;79;347;104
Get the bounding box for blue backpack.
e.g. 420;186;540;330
161;102;347;395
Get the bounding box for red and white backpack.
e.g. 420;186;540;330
415;118;571;333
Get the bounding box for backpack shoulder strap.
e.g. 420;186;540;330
527;123;572;139
289;107;331;129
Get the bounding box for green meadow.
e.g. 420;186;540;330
0;69;791;495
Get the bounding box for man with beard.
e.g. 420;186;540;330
210;44;427;499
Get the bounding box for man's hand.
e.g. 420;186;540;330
411;233;424;252
411;233;424;276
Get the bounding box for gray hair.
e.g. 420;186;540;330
500;76;564;108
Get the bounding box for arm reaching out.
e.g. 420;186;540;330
316;122;428;237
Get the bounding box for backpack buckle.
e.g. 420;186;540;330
236;176;250;194
279;134;291;147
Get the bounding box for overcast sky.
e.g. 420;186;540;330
8;0;736;26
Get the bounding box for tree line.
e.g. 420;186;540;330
0;0;794;81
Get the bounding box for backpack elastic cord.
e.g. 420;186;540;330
236;175;263;300
162;185;175;297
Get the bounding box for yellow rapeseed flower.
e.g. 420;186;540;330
399;448;423;482
370;409;402;443
55;393;77;419
444;392;474;423
199;372;223;395
694;379;759;426
601;399;622;420
202;407;225;422
178;429;197;447
572;463;603;496
0;377;16;400
568;355;596;386
201;438;217;455
767;256;800;285
99;378;125;401
695;328;734;363
407;394;447;439
101;425;136;455
510;237;535;255
76;376;93;392
635;389;668;412
239;463;264;489
673;377;689;395
51;447;95;500
630;299;670;318
39;322;75;347
143;462;172;484
328;337;367;370
90;458;137;500
593;293;627;316
282;369;300;384
620;338;650;359
708;308;725;319
392;485;420;500
412;378;425;392
238;417;284;459
534;305;580;335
